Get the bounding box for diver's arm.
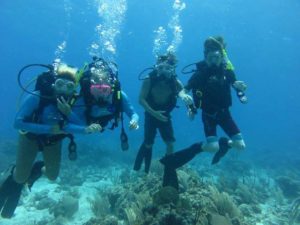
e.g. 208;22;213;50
63;123;88;134
56;96;85;125
228;70;246;91
121;91;139;129
14;94;53;134
67;97;87;126
233;80;247;92
176;79;193;106
121;91;139;121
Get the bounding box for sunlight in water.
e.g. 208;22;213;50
89;0;127;60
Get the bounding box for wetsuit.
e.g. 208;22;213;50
0;91;85;218
72;91;139;127
15;91;85;134
185;61;241;139
134;72;181;173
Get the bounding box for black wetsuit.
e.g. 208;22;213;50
144;72;180;145
185;61;240;138
134;71;180;173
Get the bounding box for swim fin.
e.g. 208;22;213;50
211;137;231;165
162;166;179;190
160;142;203;169
0;167;24;218
0;161;44;218
144;147;153;174
133;144;153;173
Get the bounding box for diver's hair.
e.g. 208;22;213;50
56;64;78;83
204;36;226;57
156;52;178;66
212;36;226;49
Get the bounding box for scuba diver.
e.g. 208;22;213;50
134;52;194;174
179;36;247;163
0;63;99;218
73;57;139;150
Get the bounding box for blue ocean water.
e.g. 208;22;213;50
0;0;300;224
1;0;299;162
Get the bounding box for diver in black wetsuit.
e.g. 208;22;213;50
133;52;193;174
180;36;247;157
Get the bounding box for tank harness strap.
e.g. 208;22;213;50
25;133;76;153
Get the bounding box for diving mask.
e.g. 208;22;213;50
157;63;175;78
90;84;112;99
54;78;75;95
206;50;223;67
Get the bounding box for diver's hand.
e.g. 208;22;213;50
50;125;65;135
85;123;103;134
233;81;247;92
57;97;71;116
152;110;168;122
129;119;139;130
180;93;193;106
187;108;195;121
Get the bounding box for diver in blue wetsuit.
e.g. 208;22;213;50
75;57;139;150
74;91;138;128
0;64;98;218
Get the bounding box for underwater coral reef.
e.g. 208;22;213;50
1;144;299;225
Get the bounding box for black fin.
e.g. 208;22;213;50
162;166;179;190
133;144;152;173
0;170;23;218
160;142;203;169
144;147;153;174
133;144;147;171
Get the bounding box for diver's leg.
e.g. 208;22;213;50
219;109;246;150
160;142;203;169
42;141;62;181
134;113;156;173
166;142;174;155
230;133;246;150
0;134;38;218
158;117;175;155
202;111;219;152
211;137;231;164
211;109;245;164
14;134;39;183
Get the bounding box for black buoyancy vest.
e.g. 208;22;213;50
146;71;179;113
79;73;122;127
193;62;233;112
